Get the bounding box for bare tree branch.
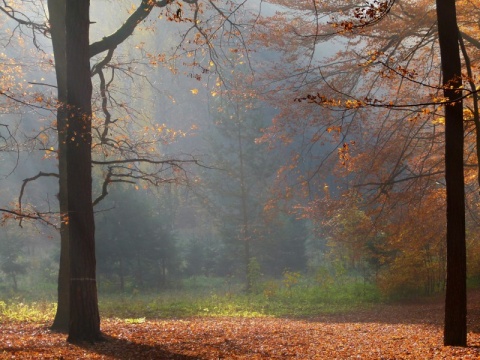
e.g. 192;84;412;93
0;208;58;228
0;0;48;49
89;0;175;58
91;158;199;166
18;172;59;225
460;31;480;50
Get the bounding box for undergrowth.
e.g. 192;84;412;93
0;300;56;322
0;277;381;322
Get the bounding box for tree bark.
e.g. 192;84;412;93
436;0;467;347
65;0;102;343
49;0;168;332
48;0;70;333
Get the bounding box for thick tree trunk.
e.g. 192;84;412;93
65;0;102;343
50;0;163;332
48;0;70;333
435;0;467;347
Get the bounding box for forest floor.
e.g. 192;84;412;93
2;291;480;359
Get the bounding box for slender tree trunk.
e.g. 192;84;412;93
119;257;125;293
12;273;17;291
436;0;467;347
158;258;166;289
65;0;102;343
48;0;70;333
237;114;251;293
136;255;144;288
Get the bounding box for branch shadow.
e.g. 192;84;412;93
77;334;200;360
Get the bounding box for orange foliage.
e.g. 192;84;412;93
5;293;480;358
253;0;480;291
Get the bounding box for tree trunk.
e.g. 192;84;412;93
435;0;467;347
50;0;163;332
136;255;144;288
12;273;17;291
118;256;125;293
48;0;70;333
237;111;251;293
65;0;102;343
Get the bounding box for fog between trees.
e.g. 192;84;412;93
0;0;478;346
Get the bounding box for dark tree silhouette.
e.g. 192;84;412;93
435;0;467;346
65;0;102;342
47;0;70;332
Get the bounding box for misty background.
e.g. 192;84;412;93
0;0;456;306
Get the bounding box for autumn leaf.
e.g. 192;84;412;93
4;291;480;359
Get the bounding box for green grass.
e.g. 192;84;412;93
97;280;381;319
0;277;382;322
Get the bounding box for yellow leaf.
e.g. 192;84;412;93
190;88;199;95
432;116;445;125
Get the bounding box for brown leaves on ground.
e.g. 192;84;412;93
2;292;480;359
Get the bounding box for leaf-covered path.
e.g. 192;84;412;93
2;292;480;359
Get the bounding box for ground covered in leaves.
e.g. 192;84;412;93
2;292;480;359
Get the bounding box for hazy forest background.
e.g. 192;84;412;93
1;0;480;352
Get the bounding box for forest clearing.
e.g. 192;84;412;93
1;0;480;352
2;290;480;359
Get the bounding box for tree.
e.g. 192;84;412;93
201;79;278;290
42;0;249;332
435;0;466;346
47;0;70;332
258;214;307;277
256;0;469;346
64;0;102;342
96;186;178;292
0;229;27;291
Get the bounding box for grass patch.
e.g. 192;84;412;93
0;277;382;322
98;280;381;319
0;299;56;322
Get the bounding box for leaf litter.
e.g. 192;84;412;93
2;291;480;359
